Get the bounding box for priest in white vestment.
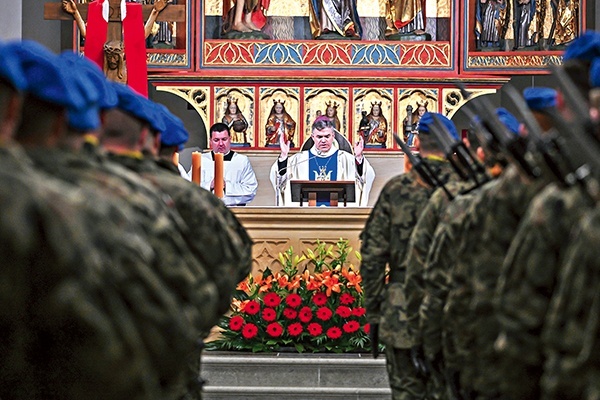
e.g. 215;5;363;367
270;116;375;206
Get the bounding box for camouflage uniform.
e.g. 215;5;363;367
107;153;254;399
442;179;500;397
107;155;252;313
360;158;456;400
25;147;220;398
540;206;600;400
402;177;467;399
0;146;168;399
493;183;592;399
419;187;484;400
451;164;550;398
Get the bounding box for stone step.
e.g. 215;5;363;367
200;351;392;400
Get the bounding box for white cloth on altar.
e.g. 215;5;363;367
269;147;374;207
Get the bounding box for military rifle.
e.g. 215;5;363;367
503;84;572;185
546;66;600;199
370;323;379;359
393;133;454;200
457;82;541;179
429;114;489;190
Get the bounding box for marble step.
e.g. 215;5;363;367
200;351;392;400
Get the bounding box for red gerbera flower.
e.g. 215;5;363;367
351;307;366;317
326;326;343;339
335;306;352;318
339;293;355;305
266;322;283;337
316;307;333;321
299;306;313;323
283;307;298;319
313;292;328;306
363;323;371;334
229;315;244;331
307;322;323;336
244;300;260;315
262;307;277;322
263;292;281;307
285;293;302;308
242;323;258;339
287;322;303;337
343;320;360;333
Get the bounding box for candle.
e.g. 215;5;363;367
172;151;179;167
214;152;224;198
191;151;201;185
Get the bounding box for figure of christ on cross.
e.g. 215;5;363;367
44;0;185;96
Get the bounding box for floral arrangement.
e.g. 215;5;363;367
206;239;377;353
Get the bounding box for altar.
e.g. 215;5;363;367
232;206;371;273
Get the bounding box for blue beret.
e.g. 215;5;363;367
111;82;166;133
156;103;189;150
0;41;27;91
523;87;557;111
11;40;88;110
591;57;600;88
419;112;459;140
59;51;118;110
496;108;520;135
563;31;600;62
57;54;102;132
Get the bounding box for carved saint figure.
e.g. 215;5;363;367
308;0;362;39
385;0;426;37
403;100;428;146
323;101;342;132
548;0;578;47
475;0;507;48
513;0;536;49
265;99;296;147
222;97;249;144
365;102;388;146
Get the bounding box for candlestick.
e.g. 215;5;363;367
214;152;224;198
191;151;201;185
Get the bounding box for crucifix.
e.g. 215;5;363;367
44;0;186;96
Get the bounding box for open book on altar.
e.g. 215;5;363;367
290;180;355;207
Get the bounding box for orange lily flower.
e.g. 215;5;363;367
255;275;273;293
321;271;342;297
232;298;249;313
236;278;251;294
342;267;363;294
305;269;322;291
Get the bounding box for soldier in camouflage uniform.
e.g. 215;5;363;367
400;114;466;399
538;34;600;400
416;125;493;400
100;84;253;399
450;106;558;398
361;112;458;399
492;85;597;399
0;41;178;399
13;42;221;399
441;108;534;398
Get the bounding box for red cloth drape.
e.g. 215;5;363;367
122;2;148;97
84;0;108;69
